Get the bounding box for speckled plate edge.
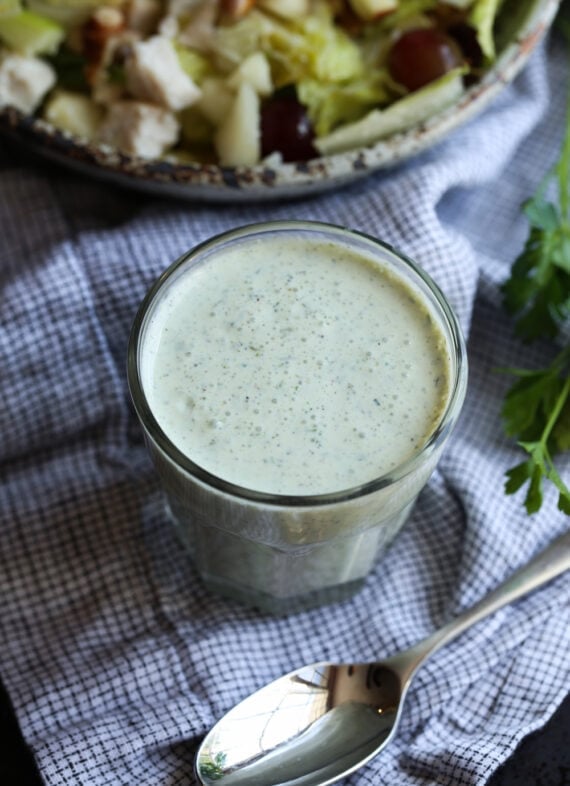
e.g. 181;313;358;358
0;0;561;202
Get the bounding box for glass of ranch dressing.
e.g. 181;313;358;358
128;221;467;613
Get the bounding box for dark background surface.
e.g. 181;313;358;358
1;675;568;785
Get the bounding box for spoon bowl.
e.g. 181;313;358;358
196;530;570;786
197;661;404;786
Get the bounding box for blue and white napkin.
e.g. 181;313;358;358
0;24;569;786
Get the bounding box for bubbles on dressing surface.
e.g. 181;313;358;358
143;236;451;495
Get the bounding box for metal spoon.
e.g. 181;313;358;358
195;530;570;786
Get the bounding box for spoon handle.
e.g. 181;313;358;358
397;529;570;681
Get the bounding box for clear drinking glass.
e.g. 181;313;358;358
127;221;467;614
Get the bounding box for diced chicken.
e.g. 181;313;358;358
98;100;180;158
125;35;202;111
0;52;55;113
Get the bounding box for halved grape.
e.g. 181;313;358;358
388;28;464;92
261;93;317;162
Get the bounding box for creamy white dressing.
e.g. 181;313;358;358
141;235;451;496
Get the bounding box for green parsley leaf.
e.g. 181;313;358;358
500;82;570;514
501;89;570;342
501;349;570;514
44;46;89;92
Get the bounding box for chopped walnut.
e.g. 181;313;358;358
82;6;126;66
219;0;257;22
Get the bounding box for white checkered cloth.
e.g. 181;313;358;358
1;28;569;786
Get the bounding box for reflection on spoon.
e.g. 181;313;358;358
198;663;398;785
196;530;570;786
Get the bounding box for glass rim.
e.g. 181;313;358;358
127;220;468;508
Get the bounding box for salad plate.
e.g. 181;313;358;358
0;0;561;202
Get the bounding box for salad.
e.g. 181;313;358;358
0;0;505;165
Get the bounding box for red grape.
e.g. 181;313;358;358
388;28;464;92
261;95;317;162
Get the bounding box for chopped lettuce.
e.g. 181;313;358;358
298;72;391;136
26;0;121;27
0;1;21;19
316;67;465;155
469;0;505;61
289;5;364;83
443;0;474;7
370;0;441;33
212;2;364;87
175;44;213;84
211;10;271;71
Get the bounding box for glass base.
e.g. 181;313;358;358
200;572;367;615
164;498;408;614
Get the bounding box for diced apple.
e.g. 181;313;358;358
197;76;233;125
0;9;64;56
257;0;310;20
214;80;260;166
226;51;272;97
25;1;123;27
348;0;398;22
44;90;103;140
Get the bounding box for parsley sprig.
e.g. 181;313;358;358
502;93;570;340
500;87;570;515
